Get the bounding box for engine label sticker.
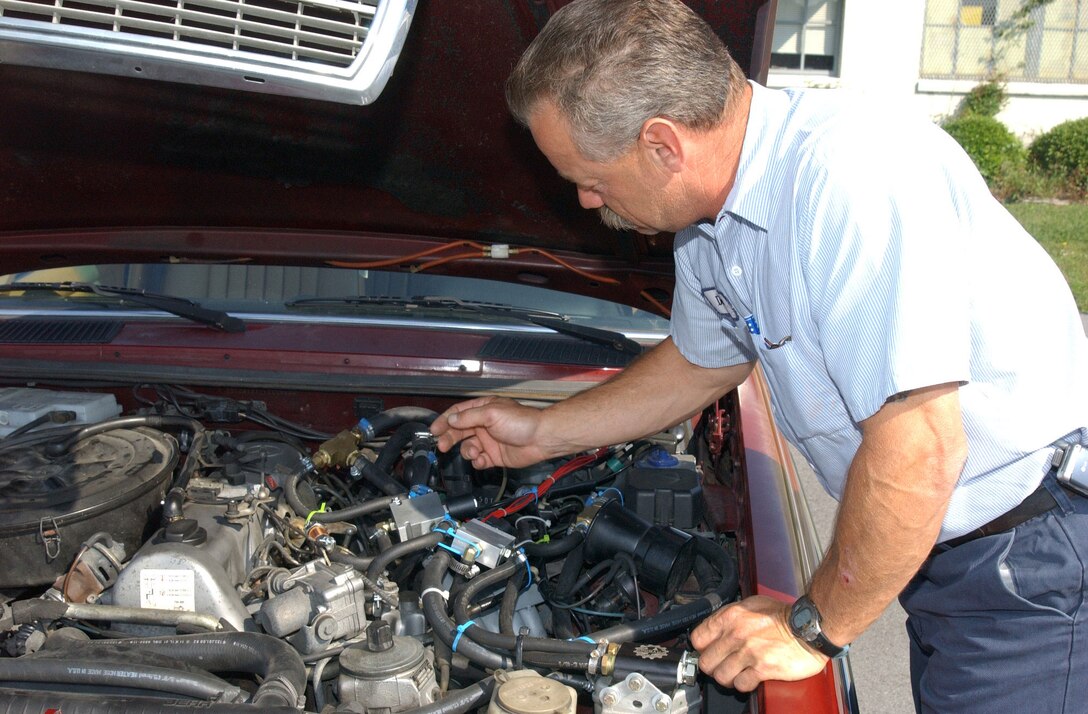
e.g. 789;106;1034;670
140;569;196;611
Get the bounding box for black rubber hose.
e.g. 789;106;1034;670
549;541;586;639
376;420;431;473
3;409;76;439
589;535;739;644
44;415;204;457
498;568;526;636
406;447;435;488
558;560;614;603
355;459;407;497
367;531;444;581
0;689;300;714
311;494;397;523
420;553;511;671
283;467;399;523
362;408;438;443
451;559;594;657
36;633;305;708
553;543;586;599
328;548;376;571
0;658;244;702
390;677;497;714
522;531;585;561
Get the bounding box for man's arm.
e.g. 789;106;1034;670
808;382;967;644
431;336;753;469
692;382;967;691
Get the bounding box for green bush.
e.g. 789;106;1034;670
958;80;1008;118
1029;117;1088;194
942;114;1025;183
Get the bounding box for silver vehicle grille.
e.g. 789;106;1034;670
0;0;371;67
0;0;415;103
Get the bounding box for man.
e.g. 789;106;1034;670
430;1;1088;711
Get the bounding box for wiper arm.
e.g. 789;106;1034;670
286;295;642;355
0;282;246;333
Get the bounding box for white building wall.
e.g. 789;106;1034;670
766;0;1088;141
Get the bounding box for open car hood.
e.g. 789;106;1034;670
0;0;775;311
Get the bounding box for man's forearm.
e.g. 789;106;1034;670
806;384;967;646
539;337;753;456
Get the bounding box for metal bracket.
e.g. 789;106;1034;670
38;517;61;560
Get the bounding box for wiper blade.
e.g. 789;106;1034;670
0;282;246;333
286;295;642;355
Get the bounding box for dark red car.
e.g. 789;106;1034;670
0;1;857;712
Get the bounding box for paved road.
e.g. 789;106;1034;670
795;452;914;714
794;314;1088;713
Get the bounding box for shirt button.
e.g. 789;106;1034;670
731;266;743;277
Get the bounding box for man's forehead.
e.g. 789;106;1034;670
528;103;593;180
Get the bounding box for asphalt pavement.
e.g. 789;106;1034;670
793;313;1088;713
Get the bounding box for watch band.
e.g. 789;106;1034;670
788;594;850;659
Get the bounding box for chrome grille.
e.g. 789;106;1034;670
0;0;415;103
0;0;374;67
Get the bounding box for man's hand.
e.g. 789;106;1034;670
431;396;553;469
691;595;827;692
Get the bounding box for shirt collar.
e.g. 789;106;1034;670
716;81;791;233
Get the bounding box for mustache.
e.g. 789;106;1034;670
598;205;639;232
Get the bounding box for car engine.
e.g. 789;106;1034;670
0;386;741;714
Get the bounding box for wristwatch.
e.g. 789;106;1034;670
788;594;850;659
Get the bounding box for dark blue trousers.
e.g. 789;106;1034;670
899;473;1088;713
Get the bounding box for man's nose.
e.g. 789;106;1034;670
577;187;604;209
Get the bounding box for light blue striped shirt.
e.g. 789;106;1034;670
671;82;1088;541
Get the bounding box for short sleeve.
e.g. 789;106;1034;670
670;227;757;368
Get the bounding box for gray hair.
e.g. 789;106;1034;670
506;0;748;162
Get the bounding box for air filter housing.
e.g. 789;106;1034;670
0;426;177;588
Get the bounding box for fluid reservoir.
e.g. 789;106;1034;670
488;669;577;714
338;620;438;713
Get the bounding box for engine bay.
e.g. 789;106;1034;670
0;384;746;714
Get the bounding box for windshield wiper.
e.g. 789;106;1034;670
0;282;246;333
286;295;642;355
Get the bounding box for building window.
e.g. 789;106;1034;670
921;0;1088;83
771;0;843;74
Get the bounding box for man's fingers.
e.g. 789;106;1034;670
691;603;732;649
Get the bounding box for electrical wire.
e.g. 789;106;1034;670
326;240;621;286
639;289;672;317
326;240;489;269
481;448;610;523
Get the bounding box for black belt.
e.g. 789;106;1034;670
930;481;1058;558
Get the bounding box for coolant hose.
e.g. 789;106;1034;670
367;531;444;581
376;420;433;473
328;548;376;570
354;458;407;497
450;558;594;657
283;468;398;523
360;407;438;443
498;568;526;635
27;633;305;708
390;676;497;714
420;552;511;671
0;689;300;714
521;531;585;561
0;658;244;702
589;535;738;643
44;415;204;457
311;494;398;523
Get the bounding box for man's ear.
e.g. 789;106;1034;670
640;118;684;173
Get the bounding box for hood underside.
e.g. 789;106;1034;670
0;0;774;309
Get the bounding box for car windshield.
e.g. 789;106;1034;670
0;263;669;337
